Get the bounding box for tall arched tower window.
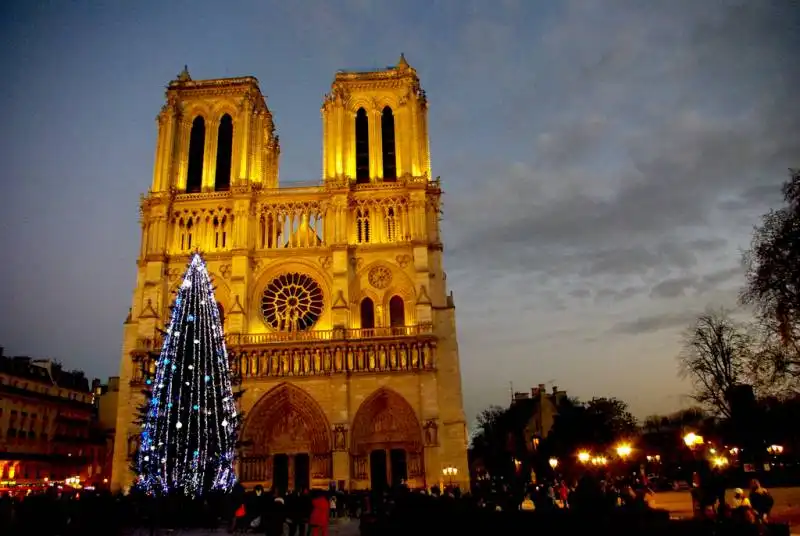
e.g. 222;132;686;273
355;108;370;183
215;114;233;191
389;295;405;328
360;298;375;330
186;116;206;193
381;106;397;181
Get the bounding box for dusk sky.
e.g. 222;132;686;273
0;1;797;425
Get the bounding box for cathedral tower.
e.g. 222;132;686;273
112;57;468;492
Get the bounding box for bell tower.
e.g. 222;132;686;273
151;66;280;194
321;54;431;183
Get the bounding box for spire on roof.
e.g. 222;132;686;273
397;53;410;70
177;65;192;82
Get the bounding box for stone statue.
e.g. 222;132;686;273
333;426;347;450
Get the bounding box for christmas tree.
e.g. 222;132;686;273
135;253;239;497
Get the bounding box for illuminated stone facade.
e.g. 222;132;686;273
111;56;469;492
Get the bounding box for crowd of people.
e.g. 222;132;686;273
0;471;783;535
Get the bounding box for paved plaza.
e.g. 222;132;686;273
122;518;360;536
657;487;800;527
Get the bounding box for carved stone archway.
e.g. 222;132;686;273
239;383;333;487
350;388;424;488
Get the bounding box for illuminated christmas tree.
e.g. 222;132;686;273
135;253;239;497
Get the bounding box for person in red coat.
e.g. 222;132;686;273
309;492;330;536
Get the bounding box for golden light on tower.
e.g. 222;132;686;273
616;443;632;459
578;451;591;463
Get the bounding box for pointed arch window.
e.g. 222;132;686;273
217;302;225;330
389;295;405;329
215;114;233;191
385;207;397;242
214;217;220;248
186;116;206;193
178;218;186;250
356;208;370;244
381;106;397;181
355;108;370;183
360;298;375;330
186;219;194;250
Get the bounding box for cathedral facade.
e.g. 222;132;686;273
111;56;469;492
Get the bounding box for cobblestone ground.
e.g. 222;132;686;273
122;517;360;536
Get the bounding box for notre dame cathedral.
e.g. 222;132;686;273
111;55;469;492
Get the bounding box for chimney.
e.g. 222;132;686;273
531;387;537;397
552;385;558;394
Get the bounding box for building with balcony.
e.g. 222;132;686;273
0;349;108;488
112;56;468;492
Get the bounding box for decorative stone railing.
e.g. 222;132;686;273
130;324;436;384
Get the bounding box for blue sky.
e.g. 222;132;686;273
0;0;797;424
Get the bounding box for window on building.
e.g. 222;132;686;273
381;106;397;180
215;114;233;191
186;116;206;193
360;298;375;330
355;108;370;183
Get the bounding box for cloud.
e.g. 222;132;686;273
610;311;698;336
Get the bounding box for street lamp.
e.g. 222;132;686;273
549;458;559;470
712;456;729;468
683;432;703;448
578;451;591;464
767;445;784;455
616;443;632;460
442;466;458;486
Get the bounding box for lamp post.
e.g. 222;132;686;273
549;458;559;471
442;466;458;487
578;451;591;464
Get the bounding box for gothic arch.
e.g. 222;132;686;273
350;387;423;455
355;107;370;183
241;383;332;456
212;104;238;123
381;106;397;180
347;97;374;113
214;113;234;191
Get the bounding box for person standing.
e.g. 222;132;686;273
310;491;330;536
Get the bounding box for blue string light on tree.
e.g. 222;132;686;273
135;253;239;497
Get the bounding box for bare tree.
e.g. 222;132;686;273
742;168;800;382
678;309;759;418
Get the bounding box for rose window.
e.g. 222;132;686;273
261;273;324;331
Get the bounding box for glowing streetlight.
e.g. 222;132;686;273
683;432;703;448
616;443;632;459
442;466;458;486
549;458;559;470
578;451;591;463
712;456;729;468
767;445;784;455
